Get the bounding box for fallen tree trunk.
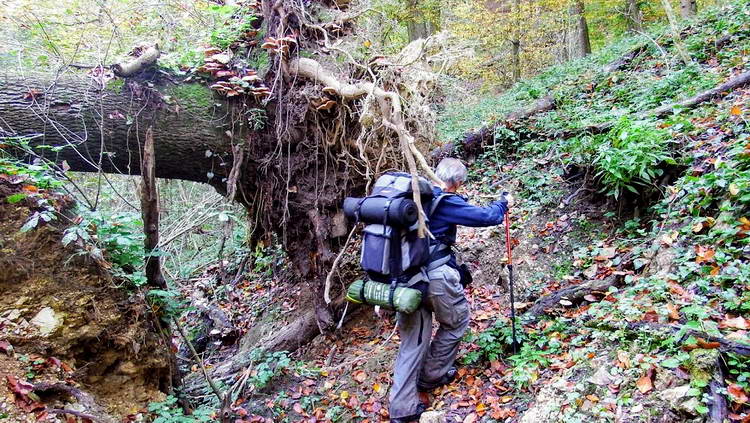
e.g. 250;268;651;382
0;73;231;187
433;95;555;160
602;44;648;73
625;322;750;356
523;274;622;322
564;70;750;137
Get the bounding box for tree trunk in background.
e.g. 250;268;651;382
511;0;522;81
626;0;643;32
571;0;592;58
405;0;439;41
560;28;570;63
661;0;693;65
0;74;231;189
680;0;697;18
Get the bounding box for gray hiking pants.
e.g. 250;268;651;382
389;264;470;419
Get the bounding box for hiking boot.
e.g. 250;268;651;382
417;367;458;392
390;403;427;423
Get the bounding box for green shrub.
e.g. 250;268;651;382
593;118;675;199
148;396;213;423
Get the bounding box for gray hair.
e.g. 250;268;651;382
435;158;467;188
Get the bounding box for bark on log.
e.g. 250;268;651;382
523;274;621;321
624;322;750;356
602;44;647;73
0;73;231;187
434;95;555;160
257;297;354;352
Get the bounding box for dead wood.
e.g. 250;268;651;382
257;296;354;352
32;383;117;423
434;95;555;160
625;322;750;356
523;274;622;321
140;127;166;289
47;409;102;422
708;356;728;423
112;45;160;77
648;70;750;116
602;44;648;73
565;70;750;137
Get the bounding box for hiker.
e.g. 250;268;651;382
389;158;513;423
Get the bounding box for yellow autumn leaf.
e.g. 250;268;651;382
373;383;381;393
340;390;349;399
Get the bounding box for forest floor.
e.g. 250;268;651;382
174;1;750;422
3;1;750;422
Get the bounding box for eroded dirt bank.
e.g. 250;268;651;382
0;179;170;420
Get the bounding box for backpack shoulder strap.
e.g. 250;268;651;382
429;193;454;217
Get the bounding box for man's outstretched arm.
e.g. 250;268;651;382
432;195;508;227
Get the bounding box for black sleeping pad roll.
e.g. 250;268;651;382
343;197;418;226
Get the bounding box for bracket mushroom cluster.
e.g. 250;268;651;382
198;48;270;99
310;87;339;112
261;36;298;56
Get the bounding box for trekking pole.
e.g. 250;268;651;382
505;211;519;354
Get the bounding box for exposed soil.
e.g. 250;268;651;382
0;180;170;418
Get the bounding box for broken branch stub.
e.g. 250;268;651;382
112;45;161;77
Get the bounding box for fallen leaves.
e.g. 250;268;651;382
636;367;655;394
720;315;750;330
666;303;680;321
694;245;716;264
352;370;367;383
728;384;749;404
6;375;45;413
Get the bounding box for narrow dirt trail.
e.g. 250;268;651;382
293;165;613;421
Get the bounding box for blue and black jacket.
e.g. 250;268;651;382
428;187;508;269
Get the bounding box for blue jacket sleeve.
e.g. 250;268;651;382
431;195;507;227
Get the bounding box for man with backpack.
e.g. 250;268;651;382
389;158;512;423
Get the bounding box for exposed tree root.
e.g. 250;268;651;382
288;57;441;237
32;383;117;423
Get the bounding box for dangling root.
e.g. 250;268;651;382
288;57;443;237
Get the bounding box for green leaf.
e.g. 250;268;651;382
61;231;78;246
6;193;26;204
660;357;681;368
